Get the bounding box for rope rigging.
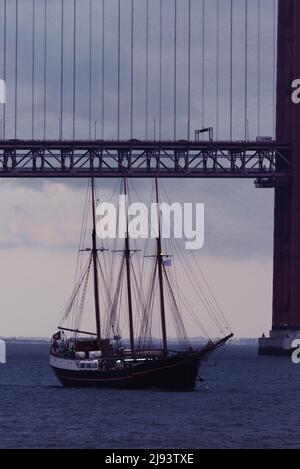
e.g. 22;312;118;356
57;177;231;350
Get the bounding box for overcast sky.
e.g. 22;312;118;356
0;0;277;339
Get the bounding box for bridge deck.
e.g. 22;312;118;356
0;140;292;179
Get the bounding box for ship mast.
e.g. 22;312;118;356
91;177;101;343
123;178;135;355
155;178;168;355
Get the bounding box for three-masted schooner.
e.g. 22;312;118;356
50;178;232;390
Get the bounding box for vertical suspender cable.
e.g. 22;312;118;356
32;0;35;139
201;0;205;132
3;0;6;139
187;0;191;141
216;0;220;140
43;0;47;139
73;0;76;140
117;0;120;140
245;0;248;141
159;0;162;140
15;0;18;138
146;0;149;140
130;0;134;139
102;0;105;139
173;0;177;141
258;0;261;137
230;0;233;140
89;0;92;140
60;0;64;140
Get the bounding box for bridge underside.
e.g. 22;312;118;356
0;140;291;180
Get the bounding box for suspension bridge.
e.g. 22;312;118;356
0;0;299;354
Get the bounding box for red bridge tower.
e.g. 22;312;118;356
259;0;300;354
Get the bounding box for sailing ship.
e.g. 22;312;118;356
50;178;232;390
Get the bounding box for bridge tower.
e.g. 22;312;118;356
259;0;300;354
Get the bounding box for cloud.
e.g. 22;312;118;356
0;177;273;261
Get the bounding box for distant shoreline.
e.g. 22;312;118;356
0;337;258;346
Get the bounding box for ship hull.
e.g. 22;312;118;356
50;354;202;391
